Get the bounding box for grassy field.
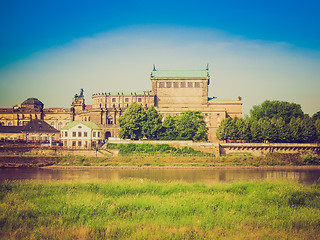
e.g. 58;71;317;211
1;180;320;239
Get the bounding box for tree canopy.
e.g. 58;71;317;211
217;100;319;143
118;102;146;140
250;100;304;123
118;104;208;141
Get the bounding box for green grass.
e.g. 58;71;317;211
1;180;320;239
55;151;320;167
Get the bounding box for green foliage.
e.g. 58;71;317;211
118;102;146;140
119;105;208;142
175;111;208;141
118;143;206;156
303;153;320;165
1;181;320;239
314;119;320;142
142;106;163;140
161;115;178;140
250;100;304;123
217;100;319;143
312;111;320;121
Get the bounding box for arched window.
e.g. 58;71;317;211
58;122;62;130
107;116;113;125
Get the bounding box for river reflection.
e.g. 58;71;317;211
1;167;320;185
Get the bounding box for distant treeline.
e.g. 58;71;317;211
217;100;320;143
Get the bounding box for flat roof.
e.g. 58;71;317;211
151;70;209;79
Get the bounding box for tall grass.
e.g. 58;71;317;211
1;180;320;239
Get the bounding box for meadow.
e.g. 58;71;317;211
1;180;320;239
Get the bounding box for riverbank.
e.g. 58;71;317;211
1;151;319;168
1;180;319;239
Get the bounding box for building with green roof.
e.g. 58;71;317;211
61;121;103;149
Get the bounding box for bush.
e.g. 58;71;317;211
304;153;320;165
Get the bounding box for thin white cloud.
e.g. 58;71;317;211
0;25;319;115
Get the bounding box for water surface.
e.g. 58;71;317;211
1;167;319;185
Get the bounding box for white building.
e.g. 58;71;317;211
61;121;103;149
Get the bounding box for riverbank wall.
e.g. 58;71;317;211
108;140;320;156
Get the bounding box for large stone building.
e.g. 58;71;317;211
0;67;242;142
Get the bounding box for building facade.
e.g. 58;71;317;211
0;119;60;142
60;121;103;149
0;67;242;142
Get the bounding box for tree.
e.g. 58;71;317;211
289;117;302;143
175;111;208;141
142;106;163;139
314;119;320;142
162;115;178;139
312;111;320;121
274;117;288;143
250;100;304;123
216;117;232;141
118;102;146;140
300;115;317;143
250;119;263;143
241;118;252;142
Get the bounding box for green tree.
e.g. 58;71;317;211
162;115;178;139
260;118;276;143
142;106;163;139
118;102;146;140
241;118;252;142
175;111;208;141
250;119;263;143
314;119;320;142
312;111;320;121
289;117;302;143
300;115;317;143
250;100;304;123
216;117;232;141
274;117;288;143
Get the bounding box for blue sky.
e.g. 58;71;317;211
0;0;319;115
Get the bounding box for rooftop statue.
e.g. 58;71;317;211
74;88;84;99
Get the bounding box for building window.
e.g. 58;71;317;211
78;132;82;137
51;122;55;126
188;82;193;87
166;82;172;88
98;132;100;138
159;82;165;88
107;116;113;125
72;141;76;147
72;132;76;137
78;141;81;147
58;122;62;130
195;82;200;88
64;141;67;147
181;82;186;88
112;98;116;102
93;132;96;137
138;98;142;102
173;82;179;88
84;132;87;137
125;98;129;102
64;132;68;137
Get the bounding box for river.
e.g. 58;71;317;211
1;167;320;185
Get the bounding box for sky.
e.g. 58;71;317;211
0;0;319;115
